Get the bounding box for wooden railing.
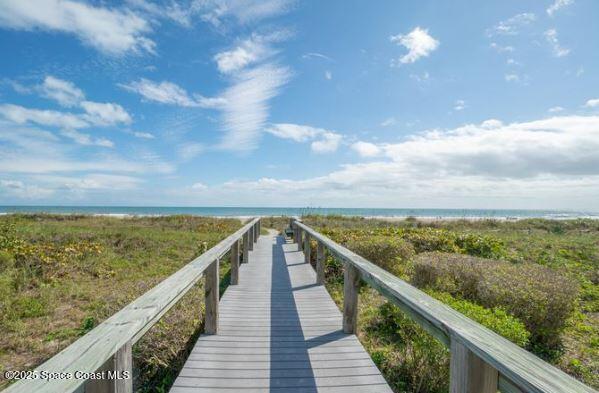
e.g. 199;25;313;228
5;218;261;393
291;219;596;393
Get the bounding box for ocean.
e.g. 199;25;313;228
0;206;598;219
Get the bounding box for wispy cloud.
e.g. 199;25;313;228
60;128;114;147
302;52;333;61
390;27;439;65
195;0;294;27
490;42;515;53
38;76;85;107
547;0;574;16
265;123;342;153
548;106;564;113
487;13;536;37
0;0;155;55
544;29;570;57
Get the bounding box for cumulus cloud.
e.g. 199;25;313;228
0;0;155;55
547;0;574;16
206;115;599;208
487;13;536;36
544;29;570;57
0;103;88;128
390;27;439;65
351;141;381;158
265;123;342;153
585;99;599;108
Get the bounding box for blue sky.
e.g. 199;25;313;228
1;0;599;210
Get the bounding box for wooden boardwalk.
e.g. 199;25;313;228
170;231;392;393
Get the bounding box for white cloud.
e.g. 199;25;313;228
209;115;599;209
39;76;85;107
351;141;381;158
480;119;503;129
266;123;342;153
121;78;198;107
454;100;466;111
487;13;536;36
0;122;174;174
195;0;293;27
0;0;155;55
547;0;574;16
548;106;564;113
265;123;321;142
214;35;274;74
585;99;599;108
324;70;332;80
506;58;519;66
0;103;88;128
81;101;132;125
544;29;570;57
380;117;397;127
132;131;155;139
302;52;333;61
60;128;114;147
191;182;207;190
390;27;439;65
121;78;226;108
218;64;291;151
310;132;342;153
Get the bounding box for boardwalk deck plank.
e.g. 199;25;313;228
170;232;393;393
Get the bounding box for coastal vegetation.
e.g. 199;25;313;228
1;213;597;392
301;215;598;391
0;214;241;391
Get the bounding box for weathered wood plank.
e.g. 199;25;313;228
229;240;240;285
293;220;596;393
316;241;325;285
450;339;498;393
304;232;311;263
85;341;132;393
171;232;391;393
343;262;360;334
204;259;219;335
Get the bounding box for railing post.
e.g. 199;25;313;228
316;241;325;284
304;233;311;263
85;341;132;393
204;258;219;334
343;262;360;334
230;239;240;285
248;226;254;251
298;228;303;250
450;340;498;393
243;231;249;263
253;222;258;242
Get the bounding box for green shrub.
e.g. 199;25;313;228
347;236;415;276
413;252;578;349
428;290;530;347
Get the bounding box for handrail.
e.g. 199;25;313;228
292;219;596;393
6;217;261;393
